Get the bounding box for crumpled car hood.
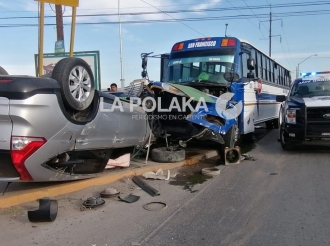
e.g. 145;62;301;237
151;81;237;134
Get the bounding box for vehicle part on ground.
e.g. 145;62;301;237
201;167;221;176
224;146;241;165
52;57;95;111
151;147;185;163
0;66;9;75
142;169;171;180
28;198;58;222
81;197;105;209
132;176;160;197
219;125;240;163
100;188;120;198
241;154;255;161
118;194;140;203
143;202;168;211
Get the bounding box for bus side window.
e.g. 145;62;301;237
242;53;249;78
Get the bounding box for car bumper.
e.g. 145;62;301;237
283;123;330;145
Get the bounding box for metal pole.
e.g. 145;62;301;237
225;23;228;37
69;6;77;57
118;0;125;89
297;54;317;78
297;64;300;78
38;2;45;77
269;12;272;57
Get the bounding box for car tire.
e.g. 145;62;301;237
265;120;274;129
52;57;95;111
272;118;280;129
0;66;9;75
151;147;185;163
280;126;294;150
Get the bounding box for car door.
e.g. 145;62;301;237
74;96;119;150
113;99;149;148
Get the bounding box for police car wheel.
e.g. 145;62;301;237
280;127;294;150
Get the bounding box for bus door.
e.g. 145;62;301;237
160;53;170;82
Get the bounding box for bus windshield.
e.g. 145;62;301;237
165;48;237;85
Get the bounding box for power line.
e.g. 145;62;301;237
224;0;267;40
140;0;206;37
1;9;330;28
1;1;330;20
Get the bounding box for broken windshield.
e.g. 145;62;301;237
164;48;238;85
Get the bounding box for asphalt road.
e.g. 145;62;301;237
1;129;330;246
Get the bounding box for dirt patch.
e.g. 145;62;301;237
169;157;219;193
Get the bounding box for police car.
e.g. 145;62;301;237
276;71;330;150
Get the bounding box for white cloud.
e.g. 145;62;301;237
190;0;223;12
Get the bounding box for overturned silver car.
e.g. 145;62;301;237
0;58;152;182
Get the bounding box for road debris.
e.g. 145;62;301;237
81;197;105;211
28;198;58;222
118;194;140;203
132;176;160;197
142;168;177;180
201;167;221;176
241;154;255;161
143;202;168;211
100;188;120;198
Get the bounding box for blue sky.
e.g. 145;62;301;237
0;0;329;89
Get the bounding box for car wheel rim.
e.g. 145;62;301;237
69;66;91;102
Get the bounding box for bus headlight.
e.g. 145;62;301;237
285;109;296;124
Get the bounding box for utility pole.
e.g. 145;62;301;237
260;8;282;57
55;5;64;41
269;12;272;57
55;5;65;53
118;0;125;89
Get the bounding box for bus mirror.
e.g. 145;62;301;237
224;72;240;82
276;95;286;102
247;72;254;79
142;56;148;69
141;71;148;78
247;58;255;70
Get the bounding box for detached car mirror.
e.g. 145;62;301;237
224;72;240;82
276;95;286;102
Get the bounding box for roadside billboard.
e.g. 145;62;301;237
34;50;101;90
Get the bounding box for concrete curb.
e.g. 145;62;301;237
0;150;218;209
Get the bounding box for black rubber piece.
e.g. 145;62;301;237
118;194;140;203
132;176;160;197
28;198;58;222
52;57;95;111
150;147;185;163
